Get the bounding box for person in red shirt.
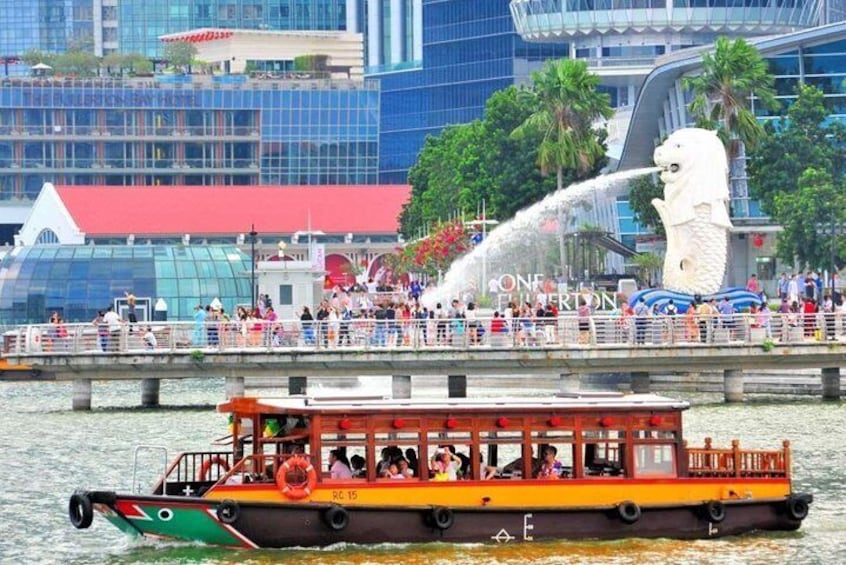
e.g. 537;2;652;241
490;311;507;333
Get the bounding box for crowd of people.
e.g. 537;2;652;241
41;270;846;352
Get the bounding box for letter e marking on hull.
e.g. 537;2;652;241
523;513;534;541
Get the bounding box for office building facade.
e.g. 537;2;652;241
0;76;379;240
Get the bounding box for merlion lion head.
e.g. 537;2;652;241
653;128;729;205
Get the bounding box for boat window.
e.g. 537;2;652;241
633;429;677;440
634;444;677;477
318;445;366;479
531;430;575;479
376;431;422;480
481;431;525;478
582;429;626;477
427;431;471;480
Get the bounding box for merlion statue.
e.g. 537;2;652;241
651;128;731;295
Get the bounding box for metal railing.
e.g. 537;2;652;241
4;312;842;356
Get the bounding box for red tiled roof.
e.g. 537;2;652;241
54;185;410;236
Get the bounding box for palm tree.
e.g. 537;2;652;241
684;37;778;157
512;59;613;191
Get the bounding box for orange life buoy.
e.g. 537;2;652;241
276;455;317;500
199;456;231;482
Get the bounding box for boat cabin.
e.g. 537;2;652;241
198;392;773;488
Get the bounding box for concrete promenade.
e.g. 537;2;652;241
3;315;844;409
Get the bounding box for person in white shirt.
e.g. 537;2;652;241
102;306;122;351
143;327;157;350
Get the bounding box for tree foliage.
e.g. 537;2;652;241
772;168;846;270
400;86;561;238
625;174;665;236
163;42;198;69
511;59;613;190
748;83;846;270
684;37;778;155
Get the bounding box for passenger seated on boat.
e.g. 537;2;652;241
328;449;353;479
405;448;419;475
479;454;497;480
430;449;461;481
536;446;563;479
350;454;366;478
397;458;415;478
382;463;405;479
377;446;404;475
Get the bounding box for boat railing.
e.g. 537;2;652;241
153;450;235;494
685;438;790;478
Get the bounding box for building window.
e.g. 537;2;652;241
35;229;60;245
278;284;293;306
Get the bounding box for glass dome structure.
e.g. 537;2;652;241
0;245;252;324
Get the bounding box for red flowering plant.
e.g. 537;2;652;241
388;220;472;277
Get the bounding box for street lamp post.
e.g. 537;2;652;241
249;224;258;310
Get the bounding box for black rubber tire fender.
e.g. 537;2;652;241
704;500;726;523
617;500;641;524
322;504;350;531
69;492;94;529
786;496;809;521
431;506;454;530
216;499;240;525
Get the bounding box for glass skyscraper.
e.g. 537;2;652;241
371;0;568;183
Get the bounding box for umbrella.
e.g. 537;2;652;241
31;62;52;70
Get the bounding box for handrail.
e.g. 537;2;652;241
3;311;840;356
685;438;790;479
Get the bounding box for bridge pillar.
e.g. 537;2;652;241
724;369;744;403
289;376;308;396
821;367;841;400
559;372;580;393
225;376;245;399
140;378;160;407
448;375;467;398
72;379;91;411
392;375;412;399
631;372;650;394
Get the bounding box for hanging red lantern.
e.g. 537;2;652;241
496;417;509;428
392;418;405;429
600;416;613;427
752;234;764;248
548;416;562;427
649;415;662;427
445;417;458;429
338;418;352;430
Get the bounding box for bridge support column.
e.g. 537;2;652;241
140;378;160;407
72;379;91;411
559;372;580;393
289;376;308;396
448;375;467;398
631;372;650;394
724;369;744;403
225;376;245;399
821;367;841;400
392;375;412;399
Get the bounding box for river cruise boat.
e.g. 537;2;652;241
69;392;811;547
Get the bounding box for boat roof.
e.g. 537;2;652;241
218;392;689;415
